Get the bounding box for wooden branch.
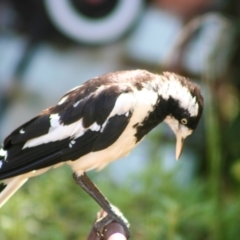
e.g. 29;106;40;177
87;210;128;240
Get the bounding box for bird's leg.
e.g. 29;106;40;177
73;172;130;238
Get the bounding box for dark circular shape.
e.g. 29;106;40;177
44;0;144;44
70;0;119;19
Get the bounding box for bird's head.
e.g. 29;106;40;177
160;72;204;160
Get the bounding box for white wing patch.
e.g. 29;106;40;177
0;148;7;162
23;91;137;149
58;95;69;105
97;92;136;133
19;129;25;134
73;100;82;107
23;115;101;149
23;118;85;149
108;93;136;118
69;140;76;148
50;114;61;128
89;122;101;132
0;148;7;157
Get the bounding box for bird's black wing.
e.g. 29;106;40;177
0;83;135;179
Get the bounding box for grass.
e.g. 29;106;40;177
0;155;240;240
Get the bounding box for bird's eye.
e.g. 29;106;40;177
181;118;188;125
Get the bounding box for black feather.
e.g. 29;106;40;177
93;113;132;151
3;115;51;148
0;183;6;192
0;82;134;179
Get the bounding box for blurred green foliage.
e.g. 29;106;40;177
1;57;240;239
1;151;240;240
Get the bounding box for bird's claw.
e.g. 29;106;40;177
94;210;130;239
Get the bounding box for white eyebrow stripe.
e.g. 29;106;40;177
159;76;199;117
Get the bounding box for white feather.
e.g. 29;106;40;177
108;92;136;117
0;148;7;157
89;122;101;132
0;166;54;207
0;148;7;161
58;95;68;105
50;114;61;128
159;75;199;117
73;100;82;107
19;129;25;134
0;177;28;208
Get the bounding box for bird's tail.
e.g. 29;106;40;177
0;177;28;208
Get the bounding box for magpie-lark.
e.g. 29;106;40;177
0;69;203;236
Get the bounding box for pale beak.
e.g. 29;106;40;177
176;134;184;160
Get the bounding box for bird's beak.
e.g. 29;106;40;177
176;134;184;160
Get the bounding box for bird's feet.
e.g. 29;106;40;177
73;173;130;238
94;206;130;239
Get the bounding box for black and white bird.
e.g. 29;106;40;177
0;70;203;235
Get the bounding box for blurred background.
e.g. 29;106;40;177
0;0;240;239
